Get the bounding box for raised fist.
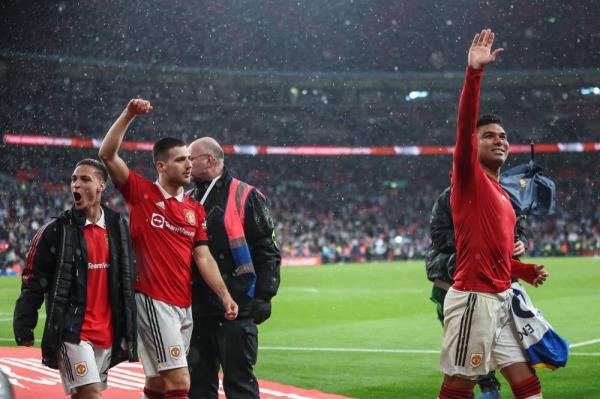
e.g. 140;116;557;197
125;98;153;118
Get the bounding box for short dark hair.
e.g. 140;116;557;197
76;158;108;182
153;137;187;164
477;114;503;128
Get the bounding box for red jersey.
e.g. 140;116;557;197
451;67;517;293
80;210;113;348
118;171;208;307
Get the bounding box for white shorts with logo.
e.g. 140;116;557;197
439;287;528;379
58;341;111;395
135;292;193;377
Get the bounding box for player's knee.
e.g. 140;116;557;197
510;375;542;399
162;367;191;391
72;382;102;399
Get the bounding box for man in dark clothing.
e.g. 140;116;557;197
13;159;137;398
186;137;281;399
426;181;528;399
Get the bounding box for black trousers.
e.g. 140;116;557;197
188;317;259;399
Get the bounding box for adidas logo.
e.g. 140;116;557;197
155;201;165;209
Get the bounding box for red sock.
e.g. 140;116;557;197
143;387;164;399
511;375;541;399
438;382;473;399
164;389;189;399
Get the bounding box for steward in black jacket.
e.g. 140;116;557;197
187;137;280;399
188;169;281;320
13;205;137;370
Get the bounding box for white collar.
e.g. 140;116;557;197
84;207;106;229
155;181;184;202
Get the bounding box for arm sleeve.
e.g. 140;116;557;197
13;221;59;344
429;188;455;253
244;190;281;300
510;259;538;285
116;169;146;205
194;204;209;247
515;214;529;251
452;67;483;187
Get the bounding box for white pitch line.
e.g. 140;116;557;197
570;338;600;348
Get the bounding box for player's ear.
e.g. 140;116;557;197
98;181;106;193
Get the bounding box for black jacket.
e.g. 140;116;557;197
425;186;528;285
189;170;281;322
13;206;137;369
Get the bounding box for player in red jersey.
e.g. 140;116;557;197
437;30;549;399
14;159;138;398
99;99;238;399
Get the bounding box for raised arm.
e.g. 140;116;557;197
98;99;153;188
192;245;239;320
453;29;504;182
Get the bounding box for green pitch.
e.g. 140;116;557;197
2;257;599;398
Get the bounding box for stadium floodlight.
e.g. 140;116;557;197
580;87;600;96
405;90;429;101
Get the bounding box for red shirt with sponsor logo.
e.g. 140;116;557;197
80;210;113;348
118;171;208;307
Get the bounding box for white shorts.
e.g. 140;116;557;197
439;287;528;378
135;292;193;377
58;341;111;395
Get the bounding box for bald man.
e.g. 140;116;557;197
186;137;281;399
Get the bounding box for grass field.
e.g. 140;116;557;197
1;257;599;398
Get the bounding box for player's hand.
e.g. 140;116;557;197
468;29;504;70
125;98;153;119
18;340;34;347
513;240;526;257
532;265;549;287
222;295;239;320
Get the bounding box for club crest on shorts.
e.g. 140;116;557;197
74;361;88;377
184;209;196;225
470;353;483;368
169;345;182;359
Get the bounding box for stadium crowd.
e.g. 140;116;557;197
1;145;599;272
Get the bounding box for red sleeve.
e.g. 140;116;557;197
452;67;483;185
511;259;538;285
117;170;148;205
193;204;209;246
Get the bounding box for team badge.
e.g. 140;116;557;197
519;178;527;189
184;209;196;225
74;361;88;377
470;353;483;368
169;345;182;359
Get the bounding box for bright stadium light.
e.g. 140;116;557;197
405;90;429;101
580;87;600;96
